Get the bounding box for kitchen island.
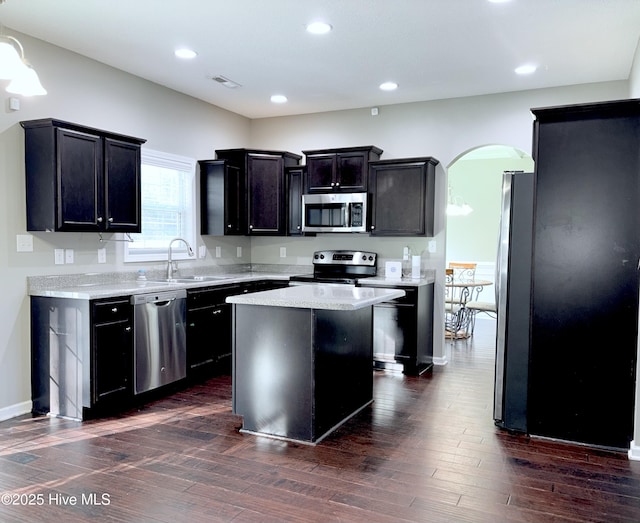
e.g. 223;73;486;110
227;284;405;444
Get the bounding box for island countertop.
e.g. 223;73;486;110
226;284;405;310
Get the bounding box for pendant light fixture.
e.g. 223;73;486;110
0;34;47;96
446;185;473;216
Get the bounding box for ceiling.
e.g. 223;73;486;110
2;0;640;119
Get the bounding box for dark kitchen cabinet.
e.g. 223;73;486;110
91;298;133;406
368;157;440;236
199;160;245;235
372;283;434;375
215;149;302;235
286;165;305;235
528;99;640;449
303;145;382;193
31;295;133;420
21;119;145;233
187;285;238;378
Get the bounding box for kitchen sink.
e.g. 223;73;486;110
147;275;230;284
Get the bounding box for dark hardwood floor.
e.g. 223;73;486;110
1;319;639;522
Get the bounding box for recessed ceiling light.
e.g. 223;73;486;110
515;64;537;75
306;21;332;34
175;48;197;59
379;81;398;91
271;94;288;104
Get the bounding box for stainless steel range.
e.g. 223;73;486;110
290;250;378;285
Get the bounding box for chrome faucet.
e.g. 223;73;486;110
166;237;195;279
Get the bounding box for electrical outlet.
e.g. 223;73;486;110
16;234;33;252
54;249;65;265
237;246;242;258
428;240;436;253
65;249;74;264
280;247;286;258
98;248;106;263
198;245;206;258
215;246;222;258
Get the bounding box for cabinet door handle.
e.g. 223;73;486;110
249;225;253;230
108;217;113;223
330;182;335;187
125;326;131;332
227;224;232;228
370;225;375;230
111;307;118;313
335;182;340;187
97;217;103;223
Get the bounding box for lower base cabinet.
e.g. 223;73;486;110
31;296;133;420
373;284;434;375
186;280;290;381
187;285;237;379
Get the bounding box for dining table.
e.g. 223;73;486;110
445;278;493;339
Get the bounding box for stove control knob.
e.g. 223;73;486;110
319;254;325;259
314;254;319;259
369;255;374;261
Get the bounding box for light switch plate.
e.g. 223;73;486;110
54;249;65;265
280;247;286;258
65;249;74;264
16;234;33;252
237;246;242;258
198;245;206;258
215;246;221;258
98;248;106;263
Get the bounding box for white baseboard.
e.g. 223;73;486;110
433;356;448;366
0;401;31;422
628;440;640;461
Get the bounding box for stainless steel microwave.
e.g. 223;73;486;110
302;193;367;233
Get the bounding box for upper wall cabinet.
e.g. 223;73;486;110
21;119;146;233
199;159;245;236
303;146;382;193
368;157;440;236
214;149;301;235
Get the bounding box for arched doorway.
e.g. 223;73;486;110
446;144;534;294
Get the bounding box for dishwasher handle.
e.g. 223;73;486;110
131;289;187;306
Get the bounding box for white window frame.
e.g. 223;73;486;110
124;148;196;263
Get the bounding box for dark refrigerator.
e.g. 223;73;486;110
494;171;534;433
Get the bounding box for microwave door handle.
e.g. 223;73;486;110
344;204;350;227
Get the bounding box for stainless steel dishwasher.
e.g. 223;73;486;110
131;289;187;394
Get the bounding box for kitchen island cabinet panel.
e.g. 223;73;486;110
21;119;145;233
232;305;373;443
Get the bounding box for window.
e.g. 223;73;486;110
124;149;196;263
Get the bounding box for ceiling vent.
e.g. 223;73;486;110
210;75;241;89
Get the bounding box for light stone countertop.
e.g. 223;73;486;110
28;272;292;300
226;284;405;311
359;274;435;287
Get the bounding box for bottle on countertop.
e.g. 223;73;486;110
402;246;412;278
